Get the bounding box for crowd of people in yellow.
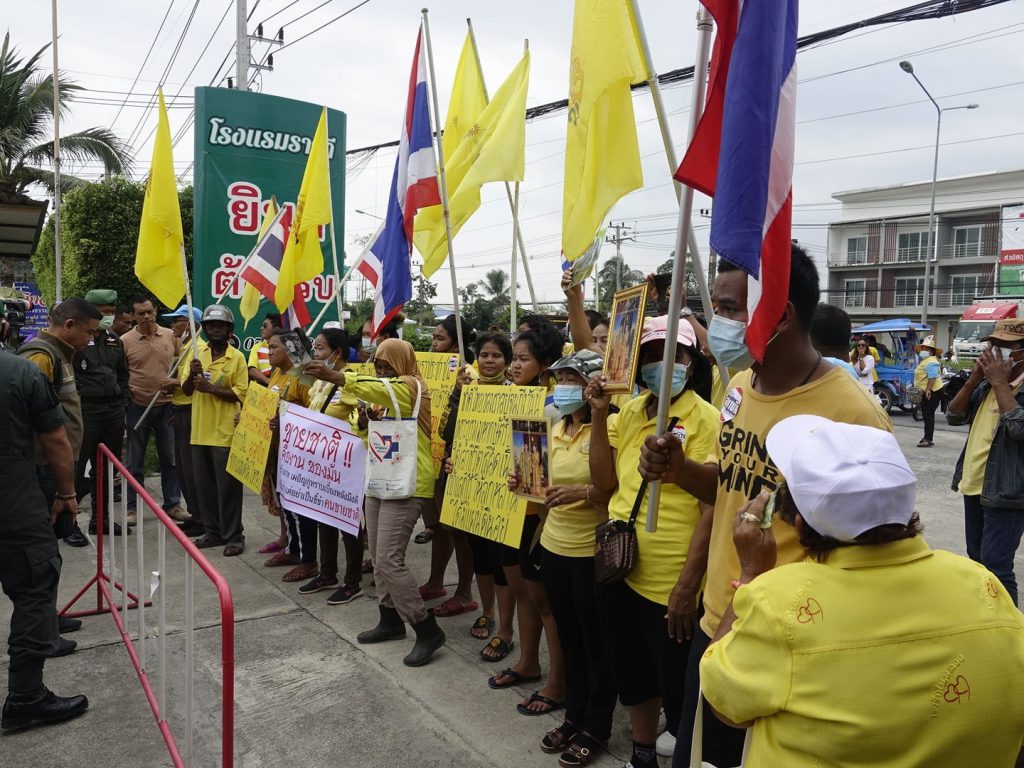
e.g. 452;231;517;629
2;243;1024;768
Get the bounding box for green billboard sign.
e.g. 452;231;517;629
193;87;346;346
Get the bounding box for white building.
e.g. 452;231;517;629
824;168;1024;349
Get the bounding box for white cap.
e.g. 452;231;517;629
766;416;916;542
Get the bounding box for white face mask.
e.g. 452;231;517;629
919;350;931;360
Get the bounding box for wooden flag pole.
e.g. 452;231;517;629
642;7;714;533
466;20;538;309
509;181;520;332
422;8;466;364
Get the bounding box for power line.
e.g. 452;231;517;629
108;0;178;130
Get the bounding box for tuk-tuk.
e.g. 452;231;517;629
851;318;931;413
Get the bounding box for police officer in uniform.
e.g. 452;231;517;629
0;352;89;730
72;289;131;544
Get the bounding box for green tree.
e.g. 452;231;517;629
657;256;699;304
404;273;438;327
32;177;194;307
479;269;510;301
598;255;643;301
0;33;130;202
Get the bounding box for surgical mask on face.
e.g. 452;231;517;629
640;361;688;398
552;384;586;414
919;350;931;360
98;315;114;330
361;336;374;350
708;315;754;370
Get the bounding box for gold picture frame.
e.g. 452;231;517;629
510;418;551;503
601;283;649;394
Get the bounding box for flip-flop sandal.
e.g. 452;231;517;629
488;668;542;689
517;692;564;716
223;544;245;557
470;615;495;639
257;540;285;554
264;552;299;568
479;636;514;662
362;559;374;573
282;565;319;582
432;597;479;617
418;584;448;600
541;722;578;754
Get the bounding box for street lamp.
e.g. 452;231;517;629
354;208;382;220
899;60;978;326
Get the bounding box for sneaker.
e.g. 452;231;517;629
163;505;192;522
655;730;676;757
298;574;340;595
125;510;137;526
326;584;363;605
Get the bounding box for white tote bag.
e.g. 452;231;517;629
366;379;421;500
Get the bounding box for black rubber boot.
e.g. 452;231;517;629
356;605;406;644
403;613;446;667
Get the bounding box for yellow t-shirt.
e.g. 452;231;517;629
700;538;1024;768
709;365;741;411
701;366;893;638
914;354;944;392
189;346;249;448
267;366;314;407
607;389;719;605
247;341;271;376
540;421;606;558
957;384;1021;497
22;349;55;381
171;339;208;406
344;375;435;500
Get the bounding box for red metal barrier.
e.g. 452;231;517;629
60;443;235;768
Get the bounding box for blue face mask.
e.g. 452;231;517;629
553;384;586;414
641;361;688;398
708;314;754;370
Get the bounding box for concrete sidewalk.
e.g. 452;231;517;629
1;412;1020;767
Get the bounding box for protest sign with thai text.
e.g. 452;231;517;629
227;385;280;492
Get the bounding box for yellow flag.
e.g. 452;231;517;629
276;108;331;312
441;33;488;161
562;0;647;261
239;198;279;327
414;50;530;277
134;89;186;308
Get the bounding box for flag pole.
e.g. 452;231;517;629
466;19;538;310
643;6;714;533
321;108;346;328
215;203;288;306
422;8;466;364
309;257;367;330
509;181;520;332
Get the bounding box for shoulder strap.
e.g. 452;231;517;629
319;383;340;414
627;415;680;529
379;378;403;418
410;379;422;418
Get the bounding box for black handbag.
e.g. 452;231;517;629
593;416;679;584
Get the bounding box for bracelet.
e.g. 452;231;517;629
54;493;76;501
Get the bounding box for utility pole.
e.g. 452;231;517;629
236;0;249;91
606;221;636;294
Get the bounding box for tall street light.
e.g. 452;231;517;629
899;60;978;326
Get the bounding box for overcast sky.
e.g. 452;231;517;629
5;0;1023;305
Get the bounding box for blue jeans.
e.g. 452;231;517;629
125;402;180;511
963;495;1024;607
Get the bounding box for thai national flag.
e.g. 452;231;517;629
356;26;441;336
676;0;797;362
239;205;311;327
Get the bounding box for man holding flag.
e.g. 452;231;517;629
628;2;894;765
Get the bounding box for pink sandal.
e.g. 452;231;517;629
258;540;285;554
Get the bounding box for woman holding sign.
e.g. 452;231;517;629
307;338;446;667
584;316;718;768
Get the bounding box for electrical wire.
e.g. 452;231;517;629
108;0;178;130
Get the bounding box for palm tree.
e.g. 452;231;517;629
0;34;130;203
479;269;511;300
598;255;643;301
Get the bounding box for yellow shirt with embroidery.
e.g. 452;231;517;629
606;389;719;605
189;346;249;448
172;338;208;406
540;421;606;558
957;383;1021;496
701;366;893;638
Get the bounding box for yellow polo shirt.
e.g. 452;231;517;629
189;346;248;447
606;389;719;605
267;366;314;407
344;375;434;500
171;338;208;406
540;421;606;558
701;538;1024;768
957;383;1022;497
701;366;892;637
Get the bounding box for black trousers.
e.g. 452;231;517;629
319;523;364;585
0;517;61;694
921;390;941;442
75;404;125;518
540;546;617;742
191;445;243;546
284;510;318;565
172;405;199;517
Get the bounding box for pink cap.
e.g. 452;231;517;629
639;315;697;348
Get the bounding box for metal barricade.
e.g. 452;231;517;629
60;443;235;768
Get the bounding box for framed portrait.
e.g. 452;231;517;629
510;418;551;503
601;283;648;394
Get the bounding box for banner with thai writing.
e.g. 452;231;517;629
226;384;280;492
277;403;366;536
440;385;546;546
193;87;346;345
415;352;460;475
